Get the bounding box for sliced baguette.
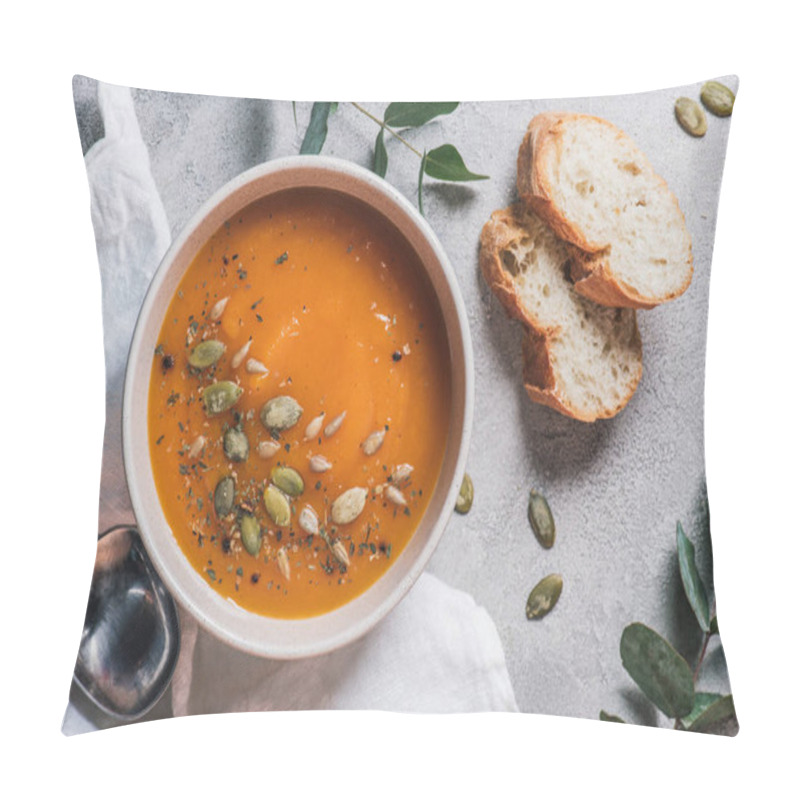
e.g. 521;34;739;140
480;204;642;422
517;112;692;309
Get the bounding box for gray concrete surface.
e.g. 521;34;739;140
71;75;736;726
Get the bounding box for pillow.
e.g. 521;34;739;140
64;75;738;736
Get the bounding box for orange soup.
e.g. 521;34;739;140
147;188;452;618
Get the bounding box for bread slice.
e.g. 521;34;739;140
517;112;692;309
480;204;642;422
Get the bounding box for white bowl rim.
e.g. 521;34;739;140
122;155;474;659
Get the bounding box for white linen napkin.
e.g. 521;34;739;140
72;81;518;722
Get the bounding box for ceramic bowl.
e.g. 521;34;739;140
123;156;473;659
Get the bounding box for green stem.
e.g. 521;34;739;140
671;631;713;731
693;630;712;684
350;102;424;159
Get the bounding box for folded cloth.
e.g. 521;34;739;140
72;81;518;724
87;81;172;533
173;572;518;714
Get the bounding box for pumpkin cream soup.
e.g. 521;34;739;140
147;188;452;619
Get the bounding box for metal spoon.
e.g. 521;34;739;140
72;524;180;721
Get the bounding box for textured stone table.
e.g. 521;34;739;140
71;75;736;726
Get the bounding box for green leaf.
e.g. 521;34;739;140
687;694;737;734
681;692;723;729
418;149;427;216
383;102;459;128
374;128;388;178
677;521;711;632
620;623;695;719
423;144;488;182
599;710;626;723
710;615;719;636
300;102;333;155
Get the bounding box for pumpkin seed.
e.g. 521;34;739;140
187;435;206;459
324;411;347;438
260;395;303;433
202;381;243;415
455;473;473;514
675;97;707;137
189;340;225;369
223;428;249;462
304;413;325;440
331;487;367;525
391;463;414;484
271;465;304;497
308;454;332;473
257;440;281;459
263;484;291;527
209;296;229;321
385;485;407;507
276;547;291;581
331;540;350;568
245;358;269;375
526;574;563;620
231;339;252;369
298;505;320;536
240;513;262;556
528;490;556;549
214;475;235;518
361;429;385;456
700;80;735;117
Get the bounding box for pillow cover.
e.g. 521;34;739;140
64;75;738;736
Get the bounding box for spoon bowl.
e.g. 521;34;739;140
73;525;180;720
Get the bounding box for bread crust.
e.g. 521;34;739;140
517;112;693;309
479;204;642;422
569;248;660;310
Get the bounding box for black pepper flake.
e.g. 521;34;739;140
250;572;260;584
161;354;175;372
221;537;232;554
392;351;402;362
223;255;229;265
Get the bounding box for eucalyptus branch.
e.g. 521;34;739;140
350;102;423;158
604;521;737;734
298;100;488;216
